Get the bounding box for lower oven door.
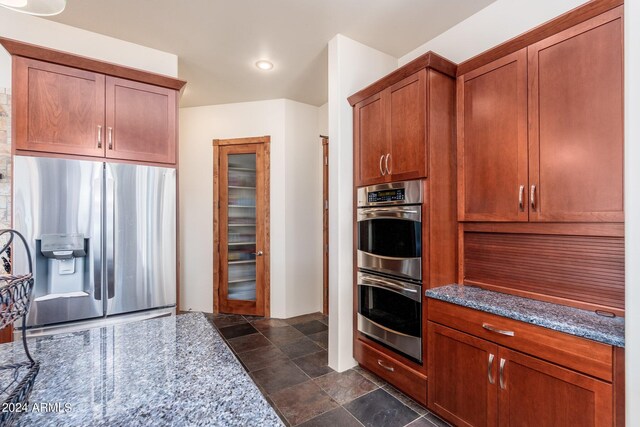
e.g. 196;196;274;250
357;271;422;362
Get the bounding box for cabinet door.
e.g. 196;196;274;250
498;348;613;427
457;50;528;222
354;93;387;186
13;57;105;157
105;77;176;164
387;69;427;181
528;8;623;222
428;322;498;427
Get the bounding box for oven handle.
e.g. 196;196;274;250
357;207;421;222
358;278;421;302
359;207;419;214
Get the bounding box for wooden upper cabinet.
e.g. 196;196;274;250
353;69;430;187
459;7;624;223
13;57;106;157
528;7;623;222
355;92;387;186
106;77;176;164
386;70;427;181
7;40;184;166
457;49;528;222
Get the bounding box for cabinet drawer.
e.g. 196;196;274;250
354;339;427;406
428;299;613;381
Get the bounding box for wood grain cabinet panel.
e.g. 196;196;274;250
459;8;623;223
386;70;427;181
528;8;623;222
13;57;105;157
457;50;528;222
428;322;498;427
106;77;176;164
354;93;387;186
499;348;613;427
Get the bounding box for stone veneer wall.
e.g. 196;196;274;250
0;87;10;230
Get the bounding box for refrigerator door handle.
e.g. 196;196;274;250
105;165;115;300
93;169;103;300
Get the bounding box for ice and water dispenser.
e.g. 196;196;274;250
34;234;89;299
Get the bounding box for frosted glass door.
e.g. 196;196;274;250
218;141;267;317
226;153;257;301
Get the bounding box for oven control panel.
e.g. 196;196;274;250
367;188;405;203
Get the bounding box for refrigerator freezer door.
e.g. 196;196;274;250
105;163;176;315
13;156;104;327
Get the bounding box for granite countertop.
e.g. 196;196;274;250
0;313;283;426
426;284;625;347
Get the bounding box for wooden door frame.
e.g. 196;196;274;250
212;136;271;316
321;136;329;315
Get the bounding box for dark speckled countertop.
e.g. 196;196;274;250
426;284;625;347
0;312;283;427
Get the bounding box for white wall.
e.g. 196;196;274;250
284;100;324;317
399;0;588;65
179;100;286;315
0;8;178;87
318;103;328;136
625;0;639;425
327;34;397;371
179;99;323;318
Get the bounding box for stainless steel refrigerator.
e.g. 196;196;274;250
13;156;176;330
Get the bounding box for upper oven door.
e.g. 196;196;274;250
357;206;422;281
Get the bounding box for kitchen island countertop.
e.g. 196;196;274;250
426;284;624;347
0;312;282;426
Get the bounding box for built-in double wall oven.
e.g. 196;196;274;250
356;180;423;362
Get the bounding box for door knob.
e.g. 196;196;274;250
252;251;263;256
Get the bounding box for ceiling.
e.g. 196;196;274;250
46;0;496;107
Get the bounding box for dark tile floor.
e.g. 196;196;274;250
204;312;451;427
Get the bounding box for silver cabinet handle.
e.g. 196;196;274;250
518;185;524;211
488;353;495;384
377;359;394;372
107;126;113;150
379;155;386;176
530;185;536;210
482;323;515;337
97;125;102;148
499;358;506;390
252;251;263;256
385;153;391;175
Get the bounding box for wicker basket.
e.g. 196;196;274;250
0;230;39;426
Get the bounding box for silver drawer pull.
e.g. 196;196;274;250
97;125;102;148
482;323;515;337
488;353;495;384
379;155;386;176
377;359;394;372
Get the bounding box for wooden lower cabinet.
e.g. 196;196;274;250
499;348;612;427
428;321;615;427
354;338;427;406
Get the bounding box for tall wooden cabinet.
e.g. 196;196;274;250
3;38;184;165
458;7;623;223
348;52;458;405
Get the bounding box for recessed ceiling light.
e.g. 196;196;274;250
255;60;274;71
0;0;66;15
